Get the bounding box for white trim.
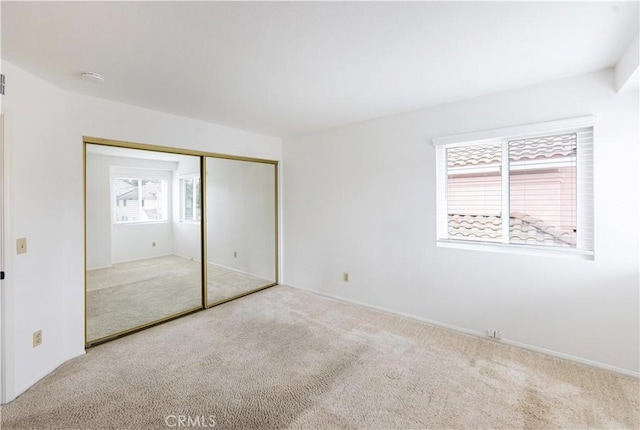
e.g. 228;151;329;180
173;253;201;263
110;254;202;265
500;142;510;243
432;115;597;147
207;261;265;279
179;174;201;223
85;264;113;271
179;172;200;179
12;350;86;399
576;130;594;252
0;113;6;404
112;220;170;227
499;338;638;378
437;239;594;260
286;284;638;378
0;112;15;403
110;253;174;266
435;145;448;240
435;119;594;256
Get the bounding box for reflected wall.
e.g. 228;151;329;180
85;144;202;344
205;157;277;305
85;139;278;346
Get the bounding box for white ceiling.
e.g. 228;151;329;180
2;2;638;138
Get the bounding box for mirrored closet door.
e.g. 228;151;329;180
205;157;277;306
85;144;203;344
84;139;278;346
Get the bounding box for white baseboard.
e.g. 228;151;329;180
111;253;173;265
286;284;639;379
12;349;86;401
208;262;264;279
173;253;201;263
86;264;112;271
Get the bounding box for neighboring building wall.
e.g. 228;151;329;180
447;166;576;243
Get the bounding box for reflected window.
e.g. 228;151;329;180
113;177;167;223
180;175;201;222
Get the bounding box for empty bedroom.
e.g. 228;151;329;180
0;1;638;429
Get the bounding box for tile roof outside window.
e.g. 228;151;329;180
445;133;578;249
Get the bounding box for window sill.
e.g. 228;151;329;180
113;221;169;226
436;239;594;260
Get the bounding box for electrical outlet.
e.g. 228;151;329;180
233;251;237;258
343;272;349;282
152;241;156;247
487;328;503;339
33;330;42;347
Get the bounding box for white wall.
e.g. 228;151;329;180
283;69;640;374
206;158;276;280
1;60;281;400
86;154;178;269
1;61;76;403
86;154;113;270
108;161;176;265
112;221;173;264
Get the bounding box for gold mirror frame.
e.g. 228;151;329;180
83;136;279;347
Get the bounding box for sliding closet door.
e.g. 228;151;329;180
85;144;203;345
205;157;277;306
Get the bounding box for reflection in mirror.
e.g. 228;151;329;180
85;144;202;343
206;157;276;305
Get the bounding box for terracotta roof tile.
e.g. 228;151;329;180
508;134;576;161
448;213;576;247
447;133;576;167
447;144;501;168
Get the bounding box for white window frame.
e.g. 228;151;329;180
110;167;171;225
433;116;596;260
179;174;201;223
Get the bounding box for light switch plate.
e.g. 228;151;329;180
17;237;27;255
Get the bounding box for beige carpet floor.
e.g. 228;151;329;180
87;255;272;342
3;286;639;429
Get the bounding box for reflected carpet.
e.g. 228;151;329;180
86;255;271;341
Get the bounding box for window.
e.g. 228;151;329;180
114;177;168;223
180;175;201;222
434;116;594;257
